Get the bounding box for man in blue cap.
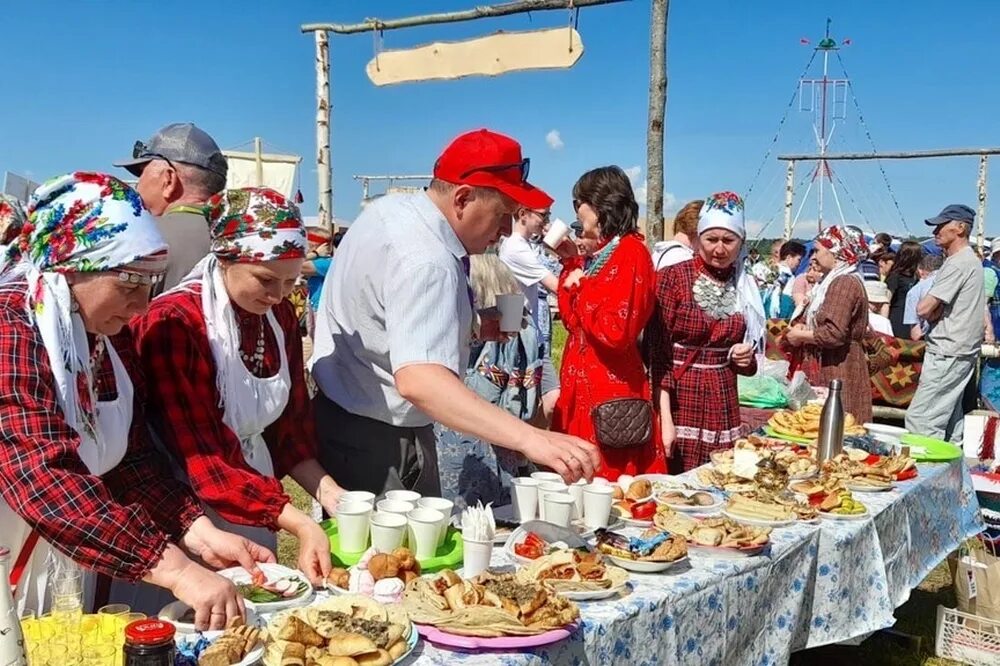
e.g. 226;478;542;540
907;204;985;442
115;123;228;293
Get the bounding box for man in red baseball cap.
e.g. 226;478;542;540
311;129;598;496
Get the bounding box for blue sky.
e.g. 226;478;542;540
1;0;997;239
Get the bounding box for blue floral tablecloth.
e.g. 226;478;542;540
403;459;983;666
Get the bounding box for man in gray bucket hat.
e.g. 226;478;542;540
115;123;228;293
906;203;985;443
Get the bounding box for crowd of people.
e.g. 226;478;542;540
0;122;989;635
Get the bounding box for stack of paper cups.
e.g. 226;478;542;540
337;501;373;553
537;481;567;523
417;497;454;548
568;479;587;520
511;477;539;523
582;483;615;530
406;508;444;559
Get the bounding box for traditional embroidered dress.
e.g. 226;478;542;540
134;188;313;550
0;173;198;614
653;258;757;472
552;232;663;478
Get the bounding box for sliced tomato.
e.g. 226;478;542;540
514;542;543;559
808;493;827;507
895;467;918;481
865;454;881;465
523;532;546;549
631;501;657;520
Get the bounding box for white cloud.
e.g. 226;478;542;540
545;129;564;150
624;165;642;182
625;165;677;215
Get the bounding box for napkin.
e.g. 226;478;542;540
460;502;496;542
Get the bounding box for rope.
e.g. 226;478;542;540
835;52;911;235
744;48;819;198
831;168;874;232
749;170;815;241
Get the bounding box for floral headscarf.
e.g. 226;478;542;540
0;172;167;448
697;191;767;349
0;194;27;246
207;187;306;262
805;225;868;328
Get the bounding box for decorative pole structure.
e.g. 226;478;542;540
646;0;669;244
783;160;795;240
315;30;332;233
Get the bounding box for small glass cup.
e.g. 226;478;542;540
97;604;129;640
81;644;116;666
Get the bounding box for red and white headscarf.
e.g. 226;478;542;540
806;225;869;328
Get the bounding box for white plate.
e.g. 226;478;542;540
557;579;630;601
621;516;654;528
175;630;263;665
605;554;688;573
688;543;768;559
160;601;260;635
820;508;870;521
655;490;724;513
215;563;314;613
721;509;796;528
864;423;908;438
847;482;895;493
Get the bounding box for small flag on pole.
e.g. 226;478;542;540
800;38;811;45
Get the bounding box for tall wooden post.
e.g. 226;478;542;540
783;160;795;240
315;30;333;233
646;0;669;245
253;136;264;187
977;154;988;253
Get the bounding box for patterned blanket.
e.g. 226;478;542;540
766;319;926;408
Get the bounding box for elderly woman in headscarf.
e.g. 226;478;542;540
0;194;27;247
0;173;271;628
133;187;346;587
651;192;765;472
785;225;873;423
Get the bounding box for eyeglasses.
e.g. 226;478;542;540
132;140;176;170
572;199;584;212
117;270;165;286
459;158;530;182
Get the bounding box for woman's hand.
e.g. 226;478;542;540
295;520;333;586
730;343;754;369
660;418;677;460
143;543;244;631
553;237;580;259
785;324;808;347
317;479;346;517
563;268;585;290
180;516;276;574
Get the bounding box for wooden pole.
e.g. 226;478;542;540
978;154;988;253
253;137;264;187
315;30;333;233
783;160;795;240
646;0;669;246
301;0;628;34
778;147;1000;161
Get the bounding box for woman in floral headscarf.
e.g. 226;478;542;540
134;187;346;586
785;225;873;423
651;192;765;472
0;193;27;247
0;173;269;628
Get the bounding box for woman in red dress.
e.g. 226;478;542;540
652;192;765;472
551;166;661;477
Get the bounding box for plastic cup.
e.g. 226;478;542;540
537;481;567;522
544;492;576;528
96;605;128;639
463;538;493;579
340;490;376;506
337;501;373;553
568;479;587;520
81;644;116;666
543;218;571;249
530;471;563;484
583;483;615;529
406;508;445;559
417;497;455;547
511;477;539;523
386;489;422;504
369;512;408;552
376;499;415;516
495;294;524;333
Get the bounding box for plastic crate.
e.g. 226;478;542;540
936;605;1000;666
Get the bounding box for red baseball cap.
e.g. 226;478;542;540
433;129;554;210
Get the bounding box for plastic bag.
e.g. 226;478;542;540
758;354;790;384
786;371;817;410
738;375;789;409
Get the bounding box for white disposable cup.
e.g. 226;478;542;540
406;508;444;559
386;489;422;504
340;490;376;506
417;497;455;547
495;294;524;333
511;477;540;523
537;481;567;522
530;471;563;484
544;493;576;528
591;476;611;486
543;218;571;249
376;499;415;516
463;538;493;579
337;501;373;553
583;484;615;530
568;480;587;520
369;512;407;552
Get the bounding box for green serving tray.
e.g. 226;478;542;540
763;425;815;445
899;433;964;462
321;518;464;573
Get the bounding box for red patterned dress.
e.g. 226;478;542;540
551;233;663;478
652;258;757;472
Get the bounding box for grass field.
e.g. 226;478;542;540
281;321;965;665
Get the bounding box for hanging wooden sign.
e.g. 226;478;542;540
366;27;584;86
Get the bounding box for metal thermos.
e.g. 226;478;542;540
816;379;845;464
